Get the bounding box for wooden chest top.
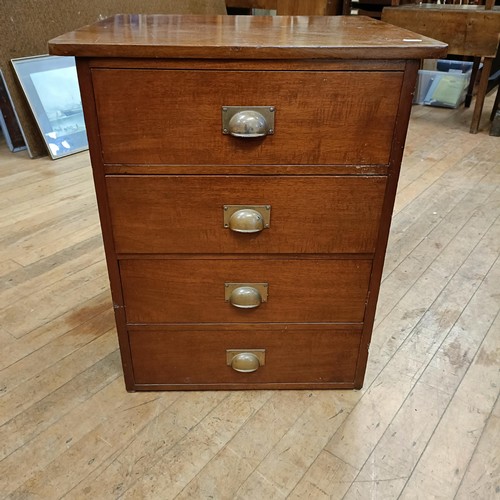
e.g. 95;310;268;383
48;14;447;60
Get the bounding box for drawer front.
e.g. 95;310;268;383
107;175;387;254
120;258;372;324
129;328;362;386
92;69;402;165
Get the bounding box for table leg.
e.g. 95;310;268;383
465;57;481;109
490;84;500;121
470;57;493;134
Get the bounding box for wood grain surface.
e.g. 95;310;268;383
92;67;402;166
129;328;362;386
120;258;372;324
106;175;387;255
48;14;448;60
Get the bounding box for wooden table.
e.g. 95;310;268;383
382;4;500;133
226;0;342;15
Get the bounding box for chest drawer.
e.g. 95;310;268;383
120;258;372;324
129;328;362;388
107;175;387;255
92;68;403;166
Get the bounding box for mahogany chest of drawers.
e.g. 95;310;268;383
49;14;446;391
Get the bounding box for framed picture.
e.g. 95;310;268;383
0;69;27;152
11;55;88;159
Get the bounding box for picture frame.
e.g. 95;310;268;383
0;69;27;152
11;55;88;159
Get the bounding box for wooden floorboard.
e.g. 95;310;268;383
0;94;499;499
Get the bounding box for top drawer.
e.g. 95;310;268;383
92;68;403;166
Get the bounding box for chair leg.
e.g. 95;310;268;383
470;57;493;134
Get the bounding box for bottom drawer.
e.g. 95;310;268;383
128;327;362;390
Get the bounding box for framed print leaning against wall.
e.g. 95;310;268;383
0;69;27;152
11;55;88;159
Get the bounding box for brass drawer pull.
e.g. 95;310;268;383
228;111;268;137
222;106;275;138
230;209;263;233
227;349;266;373
225;283;268;308
223;205;271;233
230;286;261;309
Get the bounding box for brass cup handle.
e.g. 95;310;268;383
230;352;261;373
229;286;262;309
229;209;264;233
227;110;269;138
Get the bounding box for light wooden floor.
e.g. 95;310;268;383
1;96;499;499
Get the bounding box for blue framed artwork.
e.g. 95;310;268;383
11;55;88;159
